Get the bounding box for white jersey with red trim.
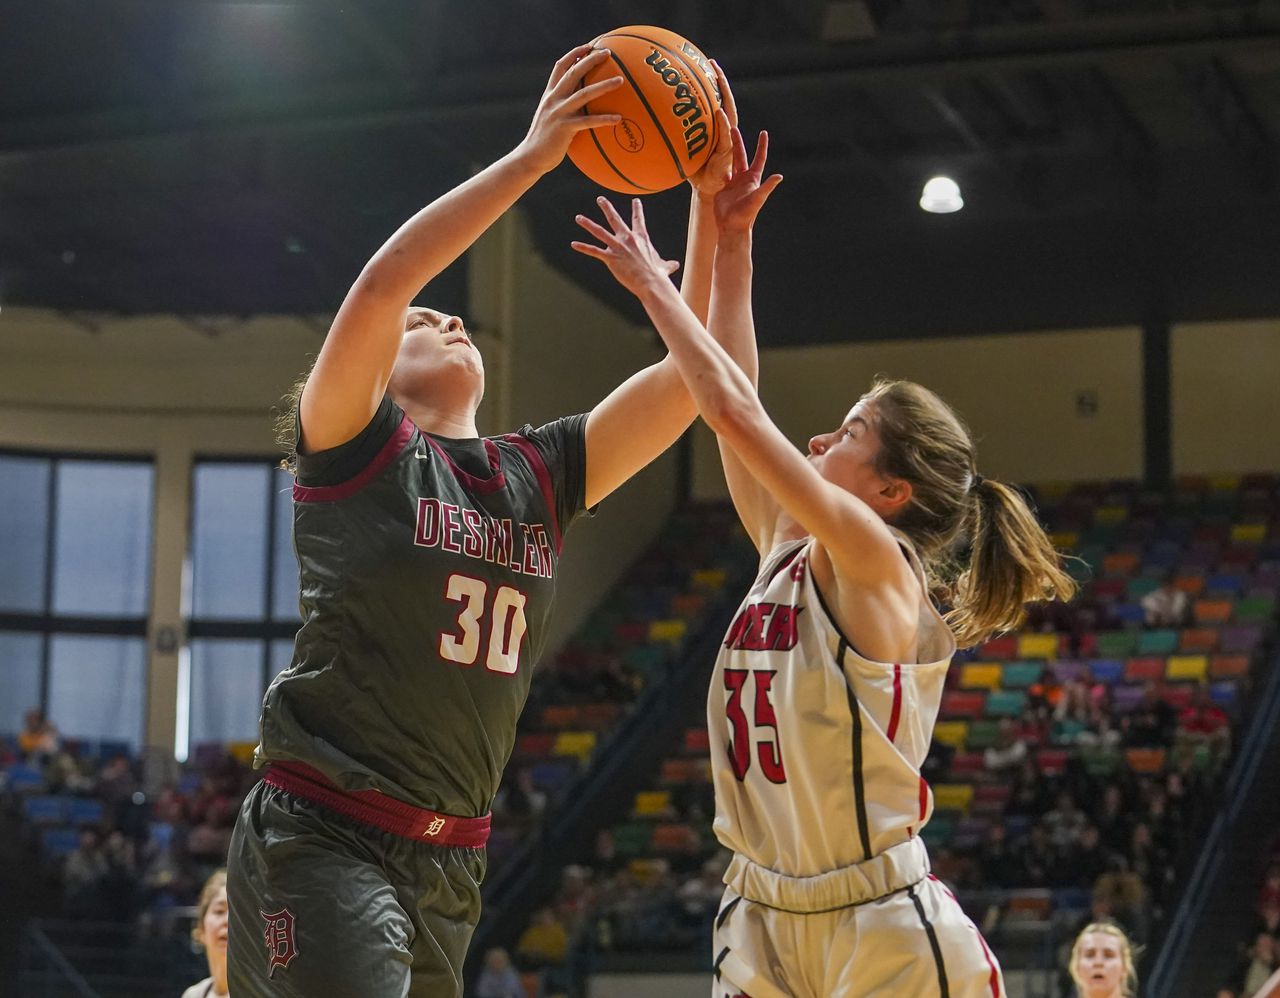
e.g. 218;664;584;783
708;532;956;878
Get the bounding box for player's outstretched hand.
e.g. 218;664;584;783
688;60;737;198
572;196;680;298
714;127;783;235
517;45;623;176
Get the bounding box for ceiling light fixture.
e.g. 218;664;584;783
919;176;964;213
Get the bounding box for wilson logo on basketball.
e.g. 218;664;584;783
643;49;710;158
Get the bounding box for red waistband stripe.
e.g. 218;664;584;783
263;762;490;848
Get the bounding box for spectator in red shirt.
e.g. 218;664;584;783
1177;684;1231;763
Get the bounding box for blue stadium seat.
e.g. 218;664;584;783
67;798;105;826
40;828;80;860
22;795;70;824
4;764;45;793
1088;658;1125;684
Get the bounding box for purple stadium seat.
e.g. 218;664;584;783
1111;684;1146;712
1221;624;1264;654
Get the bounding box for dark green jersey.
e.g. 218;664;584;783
256;396;589;817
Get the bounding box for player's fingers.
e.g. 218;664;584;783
554;47;612;96
595;196;630;236
730;126;749;175
631;197;649;238
562;74;624;113
569;240;611;261
711;60;738;128
567;113;625;134
748;131;770;178
574;213;618;246
548;44;595;88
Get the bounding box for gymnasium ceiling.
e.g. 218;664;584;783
2;0;1279;344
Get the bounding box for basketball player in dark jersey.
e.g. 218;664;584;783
226;47;740;997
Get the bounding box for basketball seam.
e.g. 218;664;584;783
604;45;688;182
601;30;716;158
607;31;718;154
576;73;657;194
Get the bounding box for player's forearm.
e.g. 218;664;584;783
635;276;759;436
679;189;718;326
707;232;760;387
355;148;544;305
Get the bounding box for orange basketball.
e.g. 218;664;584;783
567;26;721;195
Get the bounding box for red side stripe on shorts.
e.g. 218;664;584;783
919;775;930;821
930;875;1001;998
887;664;903;742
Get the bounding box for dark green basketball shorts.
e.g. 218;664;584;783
226;768;489;998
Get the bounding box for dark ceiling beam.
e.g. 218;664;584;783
1;8;1276;164
1063;66;1157;194
921;81;1050;205
1180;56;1275;192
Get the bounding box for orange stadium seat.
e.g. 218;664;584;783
1210;654;1250;678
1193;599;1233;624
1125;747;1167;774
1179;628;1219;653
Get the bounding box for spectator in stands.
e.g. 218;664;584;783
1016;822;1059;888
1241;933;1278;998
1126;821;1172;911
1045;791;1089;852
1069;921;1138;997
1261;865;1280;913
1053;679;1093;745
1122;682;1178;747
496;767;548;830
1069;824;1112;887
474;947;522;998
1008;755;1051;819
1140;574;1191;628
1251;901;1280;947
1094;785;1132;858
515;906;569;970
1178;684;1232;762
181;869;229;998
984;718;1029;774
1093;855;1146;938
18;707;59;760
977;822;1019;888
63;828;109;919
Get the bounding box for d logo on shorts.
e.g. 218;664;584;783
261;907;298;973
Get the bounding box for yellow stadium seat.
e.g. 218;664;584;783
1095;505;1128;524
1210;475;1241;491
227;741;257;765
633;790;673;818
933;721;969;749
1231;523;1266;544
1050;531;1080;550
960;663;1003;691
1166;655;1208;683
552;731;597;762
933;783;975;814
1017;633;1059;660
648;619;688;644
691;568;727;592
1039;482;1071;498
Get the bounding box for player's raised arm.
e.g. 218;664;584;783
573;68;741;509
573;195;912;592
299;45;623;454
705;127;785;554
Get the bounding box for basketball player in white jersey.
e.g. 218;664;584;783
574;126;1077;997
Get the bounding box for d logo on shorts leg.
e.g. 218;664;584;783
261;907;299;974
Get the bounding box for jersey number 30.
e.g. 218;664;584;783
724;668;788;783
439;573;529;674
